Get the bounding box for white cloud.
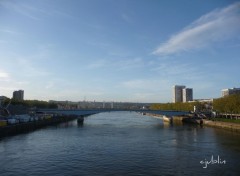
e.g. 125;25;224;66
0;71;9;78
153;2;240;55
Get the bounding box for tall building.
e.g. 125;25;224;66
182;88;193;102
221;87;240;97
13;90;24;101
173;85;186;103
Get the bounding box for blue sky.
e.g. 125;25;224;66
0;0;240;103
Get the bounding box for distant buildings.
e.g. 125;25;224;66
173;85;185;103
12;90;24;101
49;100;150;110
221;87;240;97
182;88;193;102
173;85;193;103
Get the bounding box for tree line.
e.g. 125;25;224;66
150;94;240;115
213;94;240;114
150;102;207;112
2;98;57;109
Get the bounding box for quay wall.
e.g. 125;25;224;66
203;120;240;132
0;115;77;138
145;113;240;132
172;115;240;132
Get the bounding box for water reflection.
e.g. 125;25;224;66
213;128;240;153
0;111;239;176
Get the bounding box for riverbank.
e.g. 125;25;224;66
0;114;77;138
145;113;240;132
203;120;240;132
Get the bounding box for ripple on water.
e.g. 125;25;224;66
0;111;240;176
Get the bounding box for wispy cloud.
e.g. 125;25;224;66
0;29;21;35
121;79;171;91
151;62;199;78
120;79;173;102
86;59;107;69
16;57;52;77
86;57;144;71
153;2;240;55
114;57;144;70
0;1;41;20
0;1;73;20
121;13;132;23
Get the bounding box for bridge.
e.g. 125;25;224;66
38;109;187;117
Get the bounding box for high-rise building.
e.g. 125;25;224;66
173;85;186;103
221;87;240;97
13;90;24;101
182;88;193;102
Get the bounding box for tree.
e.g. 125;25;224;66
213;94;240;116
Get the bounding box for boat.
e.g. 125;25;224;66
182;117;203;125
163;115;173;123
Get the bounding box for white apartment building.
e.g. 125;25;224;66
173;85;186;103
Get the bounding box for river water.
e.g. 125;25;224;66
0;111;240;176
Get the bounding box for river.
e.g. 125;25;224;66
0;111;240;176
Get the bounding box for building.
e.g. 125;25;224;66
173;85;186;103
221;88;240;97
182;88;193;102
12;90;24;101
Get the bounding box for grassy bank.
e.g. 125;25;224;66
214;118;240;124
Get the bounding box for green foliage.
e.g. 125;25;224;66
2;99;57;109
214;118;240;123
150;102;205;111
213;94;240;114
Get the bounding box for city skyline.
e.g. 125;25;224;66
0;0;240;103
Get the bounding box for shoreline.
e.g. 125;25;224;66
145;113;240;132
0;114;81;138
203;120;240;132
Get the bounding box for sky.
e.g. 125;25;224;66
0;0;240;103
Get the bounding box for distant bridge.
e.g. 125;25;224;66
38;109;187;117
